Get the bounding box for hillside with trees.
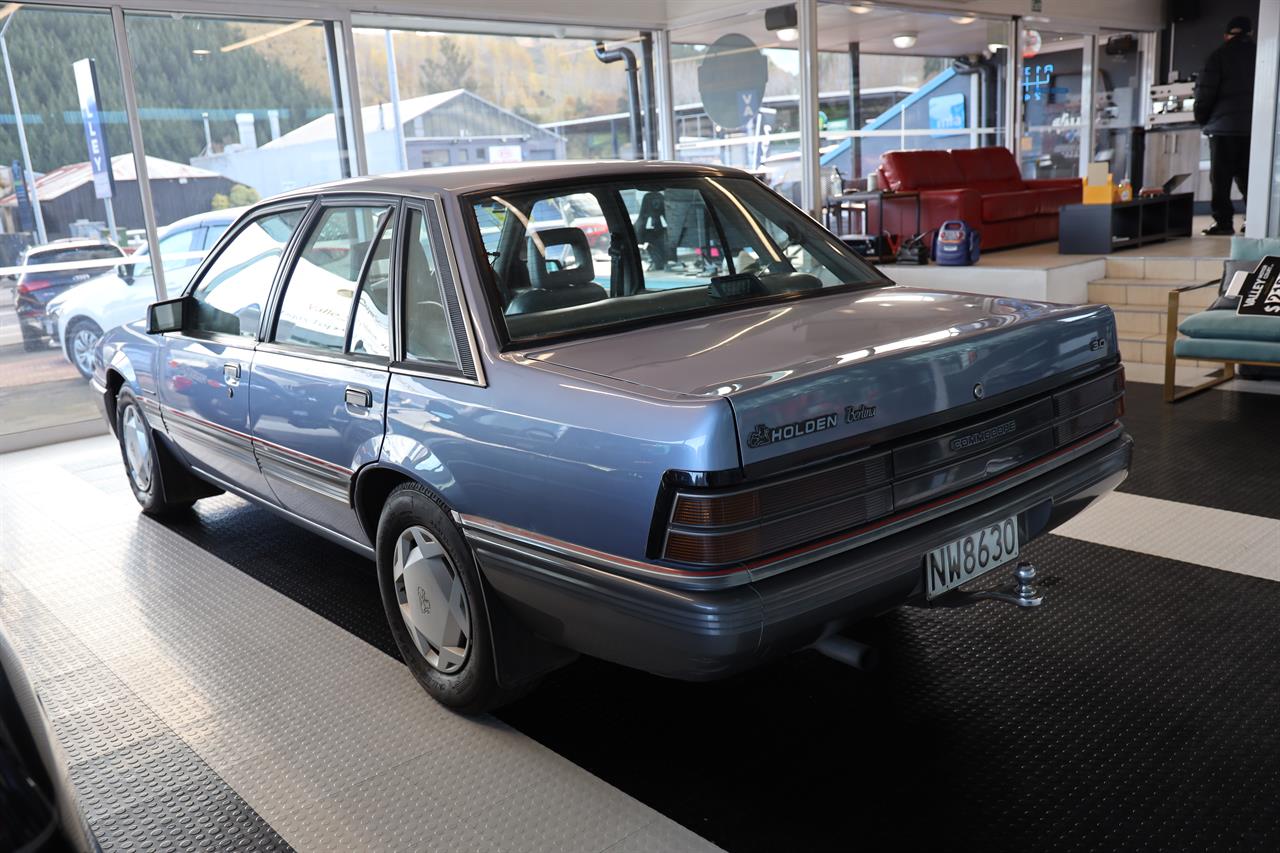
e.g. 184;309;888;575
0;8;325;174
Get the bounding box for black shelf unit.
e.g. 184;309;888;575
1058;192;1194;254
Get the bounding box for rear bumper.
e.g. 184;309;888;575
467;429;1132;681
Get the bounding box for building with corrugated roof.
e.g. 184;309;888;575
0;154;235;239
191;90;565;198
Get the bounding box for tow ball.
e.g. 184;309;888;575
929;561;1044;609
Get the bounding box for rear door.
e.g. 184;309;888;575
250;200;396;544
158;204;309;498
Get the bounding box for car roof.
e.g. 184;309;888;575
273;160;748;201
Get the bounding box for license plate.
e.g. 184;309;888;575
925;516;1019;599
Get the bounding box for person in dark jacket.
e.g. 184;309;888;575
1194;16;1256;235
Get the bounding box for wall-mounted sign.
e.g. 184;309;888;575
1022;63;1055;101
487;144;522;164
928;93;966;130
697;33;769;130
73;58;115;200
10;161;34;232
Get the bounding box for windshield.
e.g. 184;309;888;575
468;175;878;344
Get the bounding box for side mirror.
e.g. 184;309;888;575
146;296;190;334
120;263;135;284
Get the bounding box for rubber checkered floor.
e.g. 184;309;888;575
2;375;1277;852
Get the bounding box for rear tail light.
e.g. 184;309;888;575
17;278;51;294
660;454;893;567
657;366;1124;569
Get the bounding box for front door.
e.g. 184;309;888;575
250;202;395;544
158;205;308;499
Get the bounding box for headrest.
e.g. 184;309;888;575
526;227;594;290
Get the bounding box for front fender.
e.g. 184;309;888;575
97;323;164;417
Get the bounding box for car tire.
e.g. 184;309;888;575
376;482;513;714
64;318;103;380
20;327;45;352
115;387;193;516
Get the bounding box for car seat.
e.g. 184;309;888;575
506;228;607;315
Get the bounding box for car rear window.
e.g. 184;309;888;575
467;175;879;345
28;246;122;265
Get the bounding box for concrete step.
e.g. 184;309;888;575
1105;256;1226;281
1118;333;1169;365
1117;333;1217;366
1087;277;1218;308
1111;304;1199;335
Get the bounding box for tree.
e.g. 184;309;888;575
228;184;259;207
0;9;325;175
418;37;477;95
210;192;230;210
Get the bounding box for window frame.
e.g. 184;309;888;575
264;197;397;363
175;198;315;345
390;197;483;386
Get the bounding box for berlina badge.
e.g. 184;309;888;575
973;382;985;400
845;403;877;423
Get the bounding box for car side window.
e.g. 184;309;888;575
204;224;229;249
136;228;202;280
349;213;394;358
189;209;304;338
273;205;393;352
402;208;458;367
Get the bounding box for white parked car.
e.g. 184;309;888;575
47;208;244;378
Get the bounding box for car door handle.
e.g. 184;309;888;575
223;362;240;386
345;386;372;409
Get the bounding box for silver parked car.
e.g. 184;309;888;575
95;161;1131;712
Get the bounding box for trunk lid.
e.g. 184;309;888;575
523;286;1118;468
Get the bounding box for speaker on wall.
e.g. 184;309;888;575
1169;0;1200;23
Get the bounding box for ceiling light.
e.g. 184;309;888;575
987;42;1007;52
777;27;798;42
950;15;976;25
891;32;917;49
848;2;873;13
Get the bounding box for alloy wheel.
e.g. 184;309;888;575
392;525;471;673
71;326;99;376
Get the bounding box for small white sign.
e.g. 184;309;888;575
488;145;522;164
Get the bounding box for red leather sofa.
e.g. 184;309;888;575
874;147;1082;251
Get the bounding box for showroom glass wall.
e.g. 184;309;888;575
0;0;1217;452
812;2;1013;213
668;2;1013;219
0;3;356;449
0;4;136;443
348;17;638;169
0;3;646;450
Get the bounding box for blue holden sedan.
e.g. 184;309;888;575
94;161;1131;712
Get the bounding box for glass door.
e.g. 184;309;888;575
1093;32;1146;185
1018;29;1086;179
